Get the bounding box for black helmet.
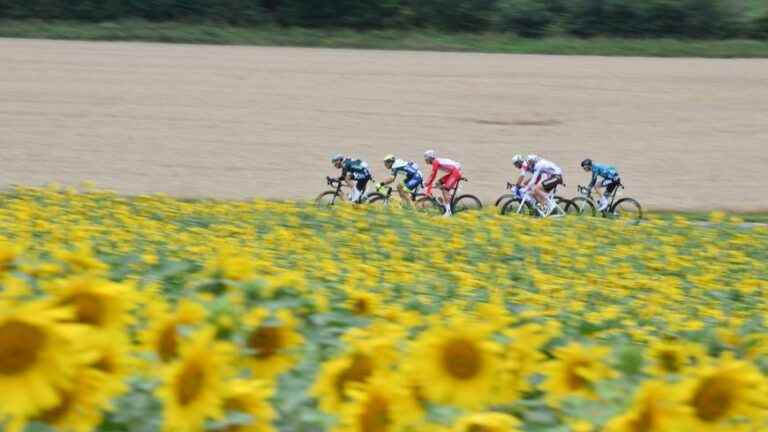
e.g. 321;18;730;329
580;158;592;168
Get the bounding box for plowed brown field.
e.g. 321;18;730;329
2;38;767;210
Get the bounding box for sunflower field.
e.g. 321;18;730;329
1;185;767;432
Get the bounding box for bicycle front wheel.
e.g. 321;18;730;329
364;192;387;206
452;194;482;214
567;197;597;216
501;198;534;216
316;191;342;207
415;196;444;215
494;193;516;208
610;198;643;220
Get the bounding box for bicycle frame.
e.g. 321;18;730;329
577;184;622;213
515;187;567;218
326;177;345;205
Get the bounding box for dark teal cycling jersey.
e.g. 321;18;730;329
588;163;619;188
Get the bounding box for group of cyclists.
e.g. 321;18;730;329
330;150;621;216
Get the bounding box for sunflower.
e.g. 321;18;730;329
492;325;549;404
451;412;521;432
89;334;134;401
678;355;768;431
312;340;391;414
344;290;383;316
0;241;20;272
0;300;94;420
405;317;501;409
156;329;235;432
645;339;705;376
47;276;135;333
221;379;276;432
334;373;422;432
604;380;688;432
240;308;304;379
541;343;615;406
30;366;114;432
140;299;206;363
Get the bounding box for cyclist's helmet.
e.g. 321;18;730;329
424;150;436;161
512;154;524;168
383;154;396;163
331;154;344;163
581;158;593;168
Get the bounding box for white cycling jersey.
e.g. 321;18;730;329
531;159;562;180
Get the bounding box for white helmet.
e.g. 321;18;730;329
424;150;436;160
512;154;524;166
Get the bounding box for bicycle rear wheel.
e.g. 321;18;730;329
501;198;534;216
316;191;342;207
553;196;576;216
567;197;597;216
452;194;482;214
415;196;444;215
610;198;643;220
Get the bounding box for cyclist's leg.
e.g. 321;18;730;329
532;174;548;207
401;176;420;206
353;174;370;203
597;178;615;209
442;171;461;214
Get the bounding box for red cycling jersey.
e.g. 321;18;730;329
425;158;462;194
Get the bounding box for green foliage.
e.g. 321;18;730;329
0;0;761;39
410;0;498;31
495;0;556;38
277;0;404;28
565;0;741;38
754;12;768;38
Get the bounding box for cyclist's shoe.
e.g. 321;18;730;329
597;198;609;211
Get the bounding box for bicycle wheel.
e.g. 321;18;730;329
554;196;575;216
610;198;643;220
494;193;515;208
567;197;597;216
364;192;387;206
452;194;482;214
415;196;444;215
501;198;534;216
315;191;342;207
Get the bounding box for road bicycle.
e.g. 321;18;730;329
500;186;576;218
567;183;642;220
496;182;575;214
494;182;518;208
315;176;381;207
365;184;425;208
414;177;482;215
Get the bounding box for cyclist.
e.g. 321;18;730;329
512;154;564;211
377;154;423;206
331;154;372;203
581;158;620;211
423;150;462;216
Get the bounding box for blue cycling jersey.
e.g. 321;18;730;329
589;163;619;187
391;159;422;181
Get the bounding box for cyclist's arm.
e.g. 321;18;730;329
587;172;598;189
379;174;396;186
424;163;438;190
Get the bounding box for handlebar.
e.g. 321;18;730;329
326;176;341;186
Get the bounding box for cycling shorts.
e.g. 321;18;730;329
541;174;564;192
601;177;620;194
402;175;422;193
438;170;462;190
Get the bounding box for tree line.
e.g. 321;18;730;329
2;0;767;39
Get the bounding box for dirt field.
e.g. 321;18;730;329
1;38;767;210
